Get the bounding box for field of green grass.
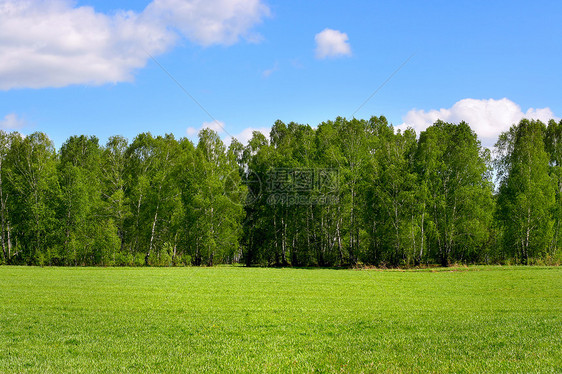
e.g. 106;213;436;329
0;266;560;373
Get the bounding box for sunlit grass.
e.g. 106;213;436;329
0;266;560;372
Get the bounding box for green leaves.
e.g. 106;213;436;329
0;116;559;267
415;121;494;266
496;119;555;263
189;129;244;265
5;132;59;264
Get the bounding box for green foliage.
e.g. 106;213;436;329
0;115;559;267
185;129;244;265
496;119;555;263
362;117;419;266
112;251;134;266
545;119;562;259
416;121;494;265
5;132;59;264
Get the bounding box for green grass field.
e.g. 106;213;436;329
0;266;560;373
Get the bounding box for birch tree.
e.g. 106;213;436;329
496;119;554;263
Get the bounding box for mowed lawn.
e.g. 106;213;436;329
0;266;560;373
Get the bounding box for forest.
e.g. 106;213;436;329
0;116;561;267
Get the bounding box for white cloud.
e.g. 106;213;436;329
0;113;26;129
186;127;199;136
0;0;270;90
202;120;227;133
397;98;559;147
186;120;225;137
145;0;270;46
223;126;270;146
0;0;174;89
314;28;351;59
187;121;269;146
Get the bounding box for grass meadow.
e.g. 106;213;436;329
0;266;560;373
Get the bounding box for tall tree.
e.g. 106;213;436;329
6;132;59;264
545;119;562;257
57;135;113;265
125;133;182;265
184;129;244;265
240;131;274;266
337;118;370;264
100;136;131;255
314;120;351;266
496;119;554;263
417;121;493;266
0;131;16;264
363;118;419;266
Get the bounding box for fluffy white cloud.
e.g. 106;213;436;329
397;98;559;146
0;0;269;90
146;0;269;46
0;0;174;89
0;113;26;129
314;28;351;59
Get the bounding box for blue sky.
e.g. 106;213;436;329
0;0;561;149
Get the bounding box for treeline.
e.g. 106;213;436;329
0;116;561;267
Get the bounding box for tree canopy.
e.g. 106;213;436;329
0;117;560;267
